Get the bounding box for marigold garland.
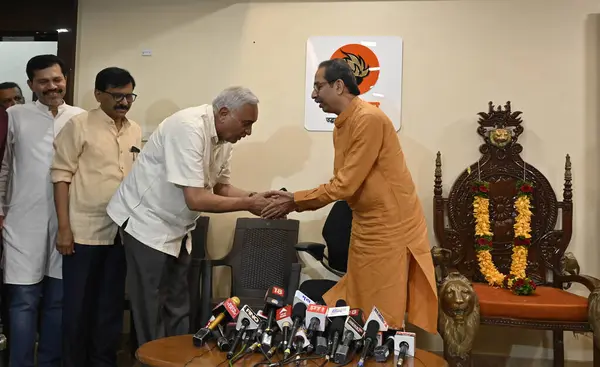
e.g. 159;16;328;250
472;179;537;296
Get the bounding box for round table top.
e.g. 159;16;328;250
136;334;448;367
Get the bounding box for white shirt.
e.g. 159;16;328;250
107;104;232;258
0;101;85;285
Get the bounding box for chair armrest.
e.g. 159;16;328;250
322;261;346;278
295;242;327;261
555;273;600;293
431;246;455;286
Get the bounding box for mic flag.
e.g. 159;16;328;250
236;305;261;330
365;305;389;332
305;304;328;332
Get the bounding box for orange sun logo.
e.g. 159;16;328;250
330;43;380;95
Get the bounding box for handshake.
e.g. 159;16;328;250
249;189;297;219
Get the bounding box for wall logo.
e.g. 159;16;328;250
305;36;403;132
330;43;380;96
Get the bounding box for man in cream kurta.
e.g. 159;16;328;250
0;55;85;367
52;67;141;367
262;59;439;333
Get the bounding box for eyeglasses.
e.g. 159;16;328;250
100;91;138;103
313;81;334;93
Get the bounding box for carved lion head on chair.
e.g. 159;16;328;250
588;288;600;346
489;128;512;147
438;272;480;358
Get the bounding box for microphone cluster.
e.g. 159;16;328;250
192;287;416;366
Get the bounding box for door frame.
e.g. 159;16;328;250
1;0;79;105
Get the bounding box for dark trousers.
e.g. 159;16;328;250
62;240;126;367
7;277;62;367
122;230;191;348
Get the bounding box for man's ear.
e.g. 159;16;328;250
93;89;102;103
218;107;230;118
335;80;345;95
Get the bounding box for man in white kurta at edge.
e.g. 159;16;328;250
0;55;84;367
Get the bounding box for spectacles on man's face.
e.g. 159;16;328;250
100;91;138;103
313;81;333;93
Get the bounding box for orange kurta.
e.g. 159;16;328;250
294;97;438;333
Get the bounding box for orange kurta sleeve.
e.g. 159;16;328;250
294;114;384;211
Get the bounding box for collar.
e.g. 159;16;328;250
334;97;362;128
205;105;223;145
35;99;66;115
93;107;130;127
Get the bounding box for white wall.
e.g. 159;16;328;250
0;41;58;102
75;0;600;363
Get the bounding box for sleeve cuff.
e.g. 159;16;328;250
294;189;313;212
167;177;205;188
51;170;74;183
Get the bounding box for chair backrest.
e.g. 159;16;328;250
322;200;352;272
222;218;300;300
433;101;573;286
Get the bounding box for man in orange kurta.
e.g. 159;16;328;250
262;59;438;333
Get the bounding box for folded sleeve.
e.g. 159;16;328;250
51;118;84;183
294;113;384;211
164;121;206;188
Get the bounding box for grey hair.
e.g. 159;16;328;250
212;86;259;112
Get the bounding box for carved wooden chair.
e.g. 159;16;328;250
431;101;600;367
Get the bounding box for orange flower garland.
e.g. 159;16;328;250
472;180;536;295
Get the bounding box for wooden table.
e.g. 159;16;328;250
136;334;448;367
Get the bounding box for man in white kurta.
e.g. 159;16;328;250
107;86;271;347
0;55;84;367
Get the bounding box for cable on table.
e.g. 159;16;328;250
182;344;217;366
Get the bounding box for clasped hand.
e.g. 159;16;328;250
249;190;296;219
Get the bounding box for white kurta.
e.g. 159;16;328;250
0;101;85;285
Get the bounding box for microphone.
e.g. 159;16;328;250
193;297;240;346
227;304;260;359
349;308;365;325
292;327;311;365
214;326;231;352
275;305;293;350
305;304;328;338
394;330;416;367
374;336;396;362
334;315;365;363
357;320;379;367
349;308;366;352
307;306;329;358
283;303;307;359
293;327;309;352
396;341;410;366
261;286;286;336
327;299;349;359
